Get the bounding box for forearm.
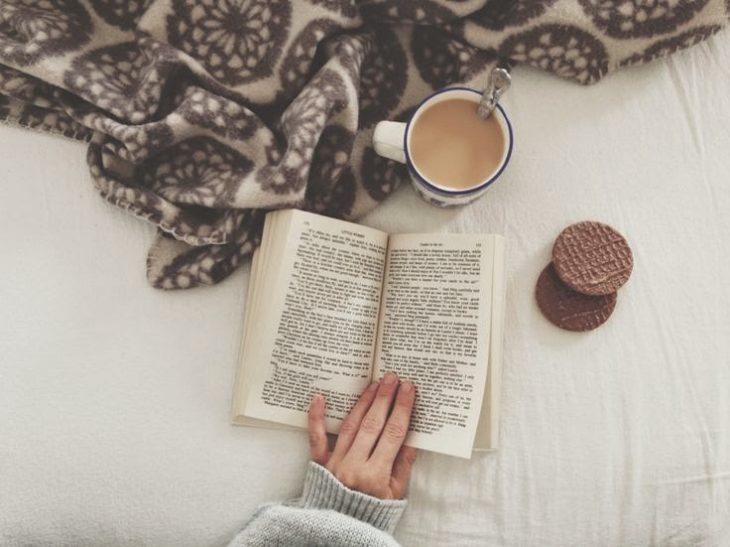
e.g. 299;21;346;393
228;462;406;547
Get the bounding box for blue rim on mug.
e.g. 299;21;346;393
403;87;514;196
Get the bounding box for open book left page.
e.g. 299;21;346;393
232;209;389;433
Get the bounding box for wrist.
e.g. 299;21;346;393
299;461;407;534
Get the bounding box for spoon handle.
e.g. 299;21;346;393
478;67;511;119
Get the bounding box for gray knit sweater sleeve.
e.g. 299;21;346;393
227;462;406;547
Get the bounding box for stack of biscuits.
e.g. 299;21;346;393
536;221;634;332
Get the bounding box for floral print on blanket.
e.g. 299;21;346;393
0;0;727;289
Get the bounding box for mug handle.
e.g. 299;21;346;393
373;121;407;164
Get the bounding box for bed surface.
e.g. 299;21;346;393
2;31;729;547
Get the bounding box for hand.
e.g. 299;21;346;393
308;372;417;500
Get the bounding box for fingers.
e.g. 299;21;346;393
330;381;380;463
308;394;329;465
390;445;417;499
370;380;415;467
348;372;400;460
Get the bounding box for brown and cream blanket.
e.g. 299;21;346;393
0;0;726;289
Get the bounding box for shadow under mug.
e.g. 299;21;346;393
372;87;513;207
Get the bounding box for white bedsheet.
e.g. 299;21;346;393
2;30;729;547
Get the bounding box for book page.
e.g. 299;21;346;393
241;210;388;432
232;210;294;428
473;236;506;450
373;234;497;458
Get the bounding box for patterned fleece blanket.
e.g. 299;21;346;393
0;1;727;289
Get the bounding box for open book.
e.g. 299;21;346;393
231;209;506;458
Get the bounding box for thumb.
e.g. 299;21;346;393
307;394;329;465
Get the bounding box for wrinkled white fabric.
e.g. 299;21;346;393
1;29;729;547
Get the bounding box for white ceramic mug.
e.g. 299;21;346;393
372;87;513;207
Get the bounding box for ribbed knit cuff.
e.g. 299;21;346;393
299;462;407;534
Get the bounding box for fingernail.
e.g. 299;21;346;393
383;372;396;385
367;381;379;392
311;394;323;407
400;381;413;393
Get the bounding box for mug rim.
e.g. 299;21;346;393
403;86;513;196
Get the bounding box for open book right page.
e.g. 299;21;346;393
373;233;501;458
